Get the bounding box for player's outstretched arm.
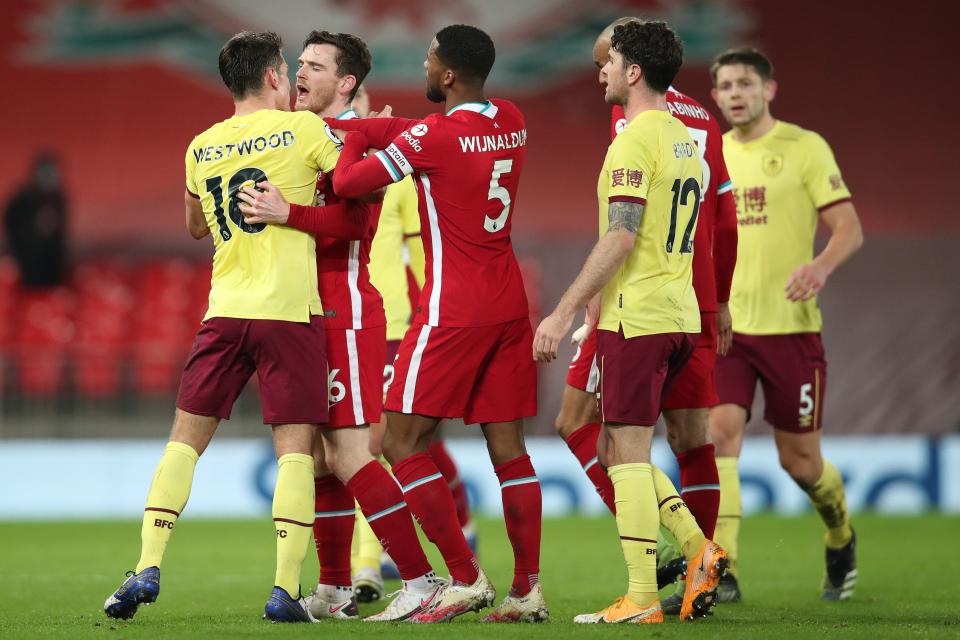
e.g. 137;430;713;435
785;201;863;302
325;114;420;150
237;181;370;240
329;132;395;199
533;202;641;362
184;189;210;240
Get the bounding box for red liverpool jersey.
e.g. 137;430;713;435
314;109;385;330
332;99;530;328
612;89;737;312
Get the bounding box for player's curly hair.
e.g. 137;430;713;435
302;31;373;101
218;31;284;100
435;24;496;83
610;21;683;94
710;47;774;85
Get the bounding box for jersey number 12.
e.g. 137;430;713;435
666;177;701;254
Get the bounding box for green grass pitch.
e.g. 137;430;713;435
1;514;957;638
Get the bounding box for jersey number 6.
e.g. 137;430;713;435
483;159;514;232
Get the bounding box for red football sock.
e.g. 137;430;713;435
677;443;720;539
392;452;478;585
494;454;541;596
565;422;616;514
428;440;471;528
346;461;432;580
313;474;355;587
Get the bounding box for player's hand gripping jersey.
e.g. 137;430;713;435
328;100;530;327
185;109;339;321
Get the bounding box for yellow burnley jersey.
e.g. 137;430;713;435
597;109;702;338
185;109;340;322
369;177;421;340
723;121;851;335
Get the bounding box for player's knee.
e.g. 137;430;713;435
778;448;820;489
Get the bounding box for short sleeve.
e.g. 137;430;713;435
373;114;445;183
802;132;851;210
300;113;341;174
605;133;653;205
184;138;199;196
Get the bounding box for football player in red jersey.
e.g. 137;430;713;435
327;25;546;623
237;31;447;623
554;18;738;612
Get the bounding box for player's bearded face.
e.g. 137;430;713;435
424;40;445;103
295;45;340;114
713;64;768;126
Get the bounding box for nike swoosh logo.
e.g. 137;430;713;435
419;591;438;608
328;602;349;614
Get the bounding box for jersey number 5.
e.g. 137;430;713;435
204;167;269;241
666;177;701;254
483;159;514;232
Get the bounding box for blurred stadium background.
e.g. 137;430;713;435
0;0;955;522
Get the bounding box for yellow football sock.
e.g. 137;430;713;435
273;453;315;597
136;441;199;573
715;457;741;575
608;463;659;607
651;465;705;562
806;460;853;549
352;503;382;573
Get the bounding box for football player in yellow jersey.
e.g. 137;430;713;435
708;47;864;602
104;31;338;623
534;21;727;623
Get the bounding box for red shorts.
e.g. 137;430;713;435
384;318;537;424
176;316;328;425
597;329;695;426
715;332;827;433
383;340;402;398
663;312;720;410
566;327;600;393
325;326;386;428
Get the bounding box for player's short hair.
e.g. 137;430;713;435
435;24;496;83
610;21;683;94
218;31;285;100
302;30;372;101
710;47;774;85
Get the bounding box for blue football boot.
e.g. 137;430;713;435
263;586;315;623
103;567;160;620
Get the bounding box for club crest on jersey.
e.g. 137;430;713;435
762;153;784;176
410;124;428;136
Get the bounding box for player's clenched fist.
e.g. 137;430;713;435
237;180;290;225
533;308;575;362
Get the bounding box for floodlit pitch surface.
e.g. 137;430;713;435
1;514;956;638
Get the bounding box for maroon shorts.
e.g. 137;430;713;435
663;312;720;410
384;318;537;424
325;326;386;428
715;332;827;432
383;339;402;398
566;325;600;393
176;316;328;425
597;329;696;426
